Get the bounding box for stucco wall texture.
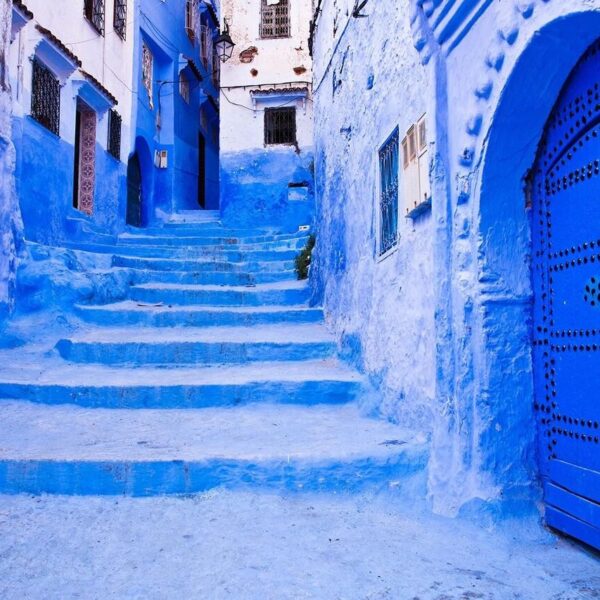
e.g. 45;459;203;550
0;0;20;319
311;0;600;516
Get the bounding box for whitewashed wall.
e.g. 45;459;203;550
9;0;134;155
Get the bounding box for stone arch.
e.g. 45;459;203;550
473;11;600;508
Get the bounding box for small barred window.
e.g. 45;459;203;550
31;60;60;136
107;109;122;160
113;0;127;40
84;0;105;35
179;72;190;103
264;107;296;145
142;44;153;107
260;0;290;39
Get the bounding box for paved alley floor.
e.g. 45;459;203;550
0;491;597;600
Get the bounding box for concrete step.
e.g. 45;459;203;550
130;269;294;286
0;359;361;408
0;401;428;496
128;280;310;306
112;255;295;273
56;323;336;365
117;232;309;248
65;242;300;262
75;302;324;327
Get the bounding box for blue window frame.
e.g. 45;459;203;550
378;127;400;256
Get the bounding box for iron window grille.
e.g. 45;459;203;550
264;107;296;145
107;109;122;160
378;127;400;256
179;71;190;103
260;0;291;39
84;0;105;35
31;59;60;136
113;0;127;40
142;43;153;108
185;0;196;41
200;24;213;69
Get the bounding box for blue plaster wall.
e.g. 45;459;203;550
12;115;127;245
220;148;314;232
132;0;220;222
311;2;436;434
0;0;20;321
312;0;600;517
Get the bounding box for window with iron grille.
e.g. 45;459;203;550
260;0;290;39
378;127;400;256
264;107;296;145
31;60;60;136
185;0;196;41
179;71;190;103
113;0;127;40
84;0;105;35
142;43;153;107
107;109;121;160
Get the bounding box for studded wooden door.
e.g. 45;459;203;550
532;41;600;551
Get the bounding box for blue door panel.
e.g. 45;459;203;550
532;40;600;550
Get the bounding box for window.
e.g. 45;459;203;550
107;109;121;160
179;71;190;103
185;0;196;41
200;24;213;69
113;0;127;40
401;115;430;216
378;128;400;256
264;107;296;145
142;43;153;108
31;60;60;135
84;0;105;35
260;0;290;39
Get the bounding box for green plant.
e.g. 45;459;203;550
295;234;316;280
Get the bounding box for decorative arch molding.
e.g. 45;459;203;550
470;10;600;511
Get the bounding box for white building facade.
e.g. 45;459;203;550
9;0;135;244
219;0;314;231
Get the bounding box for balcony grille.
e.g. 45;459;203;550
84;0;105;35
378;127;400;255
31;60;60;136
113;0;127;40
260;0;290;39
108;109;122;160
264;107;296;145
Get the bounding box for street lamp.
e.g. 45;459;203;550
215;19;235;63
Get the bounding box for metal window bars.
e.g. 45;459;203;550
378;127;400;255
107;109;122;160
84;0;105;35
261;0;291;39
264;107;296;145
113;0;127;40
31;59;60;136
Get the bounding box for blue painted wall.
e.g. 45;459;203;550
220;148;314;232
132;0;220;223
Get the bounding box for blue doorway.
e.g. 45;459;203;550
532;39;600;550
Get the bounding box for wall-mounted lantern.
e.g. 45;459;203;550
215;19;235;63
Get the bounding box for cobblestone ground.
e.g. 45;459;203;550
0;491;598;600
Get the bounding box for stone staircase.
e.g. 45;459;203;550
0;216;427;496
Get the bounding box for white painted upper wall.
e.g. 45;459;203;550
9;0;134;156
219;0;314;153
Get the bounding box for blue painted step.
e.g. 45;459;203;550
75;302;324;327
117;232;309;248
128;281;310;306
129;269;294;286
0;401;428;496
0;360;361;408
112;255;295;273
56;324;336;365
